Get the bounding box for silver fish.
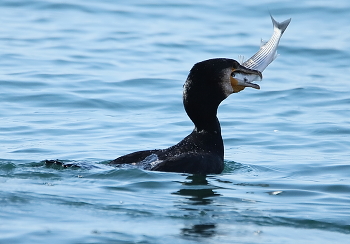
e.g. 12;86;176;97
234;15;291;89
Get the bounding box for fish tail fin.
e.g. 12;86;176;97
270;15;291;35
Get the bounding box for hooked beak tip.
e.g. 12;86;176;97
232;66;262;90
236;65;263;79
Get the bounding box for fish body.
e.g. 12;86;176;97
234;15;291;87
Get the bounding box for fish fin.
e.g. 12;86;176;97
270;15;291;35
260;38;268;47
238;55;245;64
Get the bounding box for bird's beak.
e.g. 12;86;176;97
230;65;262;92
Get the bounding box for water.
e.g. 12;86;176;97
1;0;350;243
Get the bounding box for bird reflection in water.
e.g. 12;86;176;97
173;174;221;238
181;223;217;238
173;174;220;205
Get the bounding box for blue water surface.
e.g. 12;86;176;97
1;0;350;243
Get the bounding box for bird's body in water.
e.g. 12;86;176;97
109;58;262;174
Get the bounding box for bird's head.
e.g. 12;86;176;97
183;58;262;131
184;58;262;103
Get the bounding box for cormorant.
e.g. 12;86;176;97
110;58;262;174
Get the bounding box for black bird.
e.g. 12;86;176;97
110;58;262;174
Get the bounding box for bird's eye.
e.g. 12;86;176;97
231;72;235;77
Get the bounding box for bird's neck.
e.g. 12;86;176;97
183;101;224;160
183;74;226;135
194;115;222;135
184;99;222;134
